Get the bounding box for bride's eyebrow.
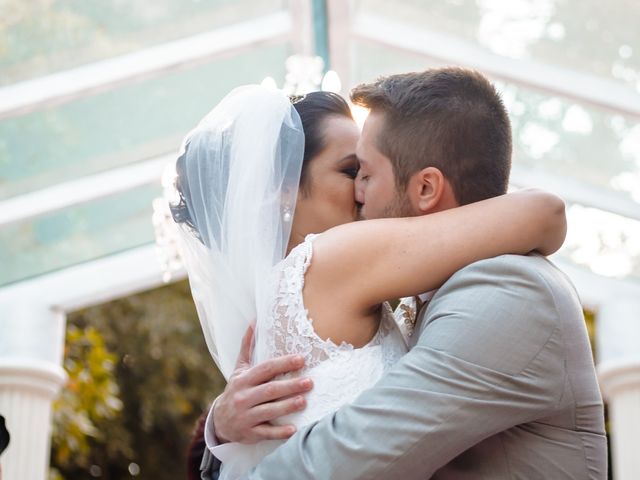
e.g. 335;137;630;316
337;154;358;166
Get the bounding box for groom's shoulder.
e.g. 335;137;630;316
418;254;582;372
452;253;570;286
439;253;579;306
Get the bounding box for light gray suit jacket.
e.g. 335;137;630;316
245;254;607;479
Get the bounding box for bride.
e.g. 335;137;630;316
167;85;566;479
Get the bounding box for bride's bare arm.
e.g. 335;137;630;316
307;188;566;314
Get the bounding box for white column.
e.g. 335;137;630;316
0;301;67;480
597;298;640;480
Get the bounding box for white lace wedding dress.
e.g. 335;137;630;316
214;234;409;479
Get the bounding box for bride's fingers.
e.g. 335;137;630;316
249;395;307;425
241;354;305;386
247;377;313;406
251;423;297;441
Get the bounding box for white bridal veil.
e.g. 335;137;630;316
167;85;305;379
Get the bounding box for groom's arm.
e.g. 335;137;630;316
248;254;568;479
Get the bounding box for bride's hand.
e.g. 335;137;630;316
213;326;314;444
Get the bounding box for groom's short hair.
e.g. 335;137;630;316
351;68;512;205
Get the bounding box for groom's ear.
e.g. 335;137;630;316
414;166;446;213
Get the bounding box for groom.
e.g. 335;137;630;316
202;68;607;478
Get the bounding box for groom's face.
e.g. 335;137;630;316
355;112;416;220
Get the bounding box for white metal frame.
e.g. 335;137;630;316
0;244;181;313
0;155;169;228
348;11;640;118
0;11;295;121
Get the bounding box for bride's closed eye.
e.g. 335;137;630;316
341;166;360;179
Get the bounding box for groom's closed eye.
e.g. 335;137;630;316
356;168;370;182
356;157;371;181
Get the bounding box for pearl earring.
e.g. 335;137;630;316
283;205;292;223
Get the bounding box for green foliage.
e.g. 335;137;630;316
52;325;123;468
51;280;226;480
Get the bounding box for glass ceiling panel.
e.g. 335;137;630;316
561;203;640;280
355;0;640;93
0;43;289;200
0;0;286;85
0;183;161;287
500;82;640;205
351;39;442;82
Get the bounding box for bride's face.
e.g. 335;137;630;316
293;115;361;236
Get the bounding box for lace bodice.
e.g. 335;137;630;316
215;234;408;479
255;234;408;426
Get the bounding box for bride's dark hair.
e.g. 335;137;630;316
290;91;353;193
171;91;353;237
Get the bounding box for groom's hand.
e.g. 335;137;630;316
213;325;312;444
